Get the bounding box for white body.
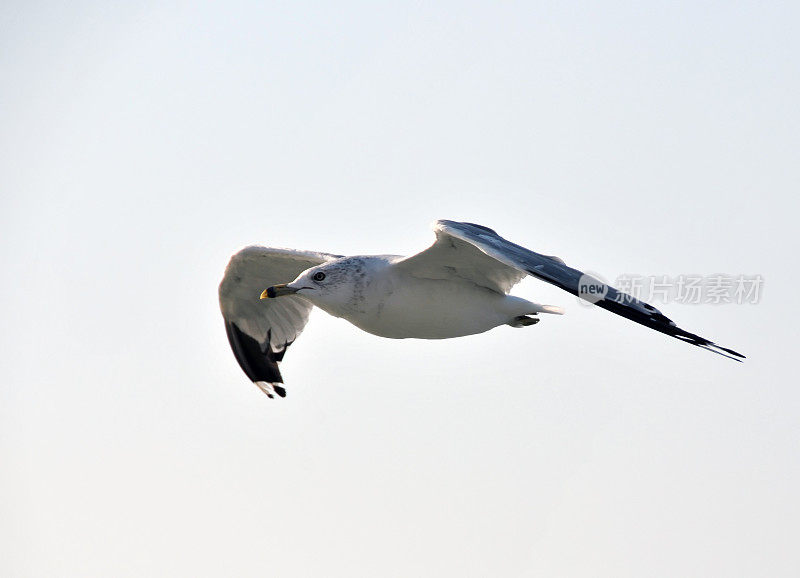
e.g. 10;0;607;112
300;256;547;339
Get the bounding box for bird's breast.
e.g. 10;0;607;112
343;274;510;339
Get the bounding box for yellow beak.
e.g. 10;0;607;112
260;284;299;299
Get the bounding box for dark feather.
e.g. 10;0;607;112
224;322;293;386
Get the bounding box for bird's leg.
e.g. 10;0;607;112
508;314;540;328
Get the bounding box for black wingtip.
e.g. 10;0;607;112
718;345;746;359
224;321;289;386
696;342;745;362
705;342;746;361
591;296;746;362
662;327;745;362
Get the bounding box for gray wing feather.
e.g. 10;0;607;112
432;220;745;361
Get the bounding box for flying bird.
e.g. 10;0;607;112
219;220;744;398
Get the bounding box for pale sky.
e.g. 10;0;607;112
2;2;798;577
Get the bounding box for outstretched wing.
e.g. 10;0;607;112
395;223;528;294
219;246;342;397
409;220;745;361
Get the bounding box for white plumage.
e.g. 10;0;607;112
219;220;744;398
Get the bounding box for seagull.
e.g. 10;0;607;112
219;220;745;398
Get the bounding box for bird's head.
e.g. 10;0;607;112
261;257;369;316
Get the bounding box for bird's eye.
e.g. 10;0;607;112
312;271;326;282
